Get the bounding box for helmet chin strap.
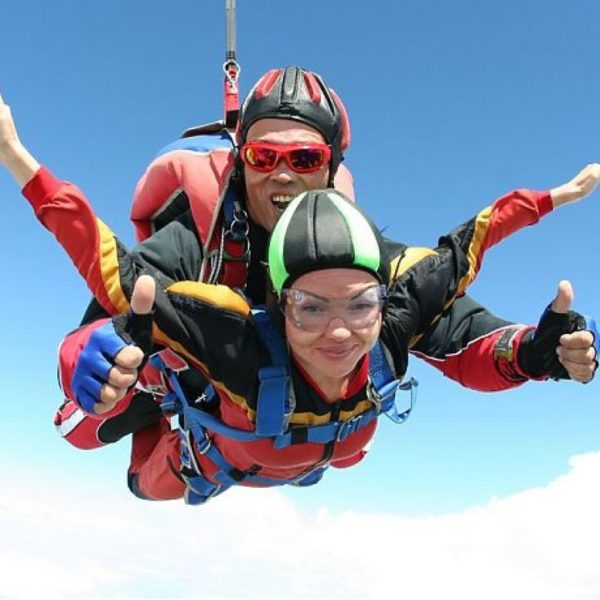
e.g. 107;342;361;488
327;156;341;187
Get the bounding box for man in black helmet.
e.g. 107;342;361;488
0;67;594;459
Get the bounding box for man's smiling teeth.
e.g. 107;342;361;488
272;195;293;208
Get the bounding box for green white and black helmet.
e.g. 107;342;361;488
267;189;389;294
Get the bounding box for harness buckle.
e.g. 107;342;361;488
180;429;201;474
159;391;180;414
367;379;400;407
336;415;362;442
226;205;250;241
194;430;212;455
386;378;418;424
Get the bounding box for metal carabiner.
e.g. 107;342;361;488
223;59;241;93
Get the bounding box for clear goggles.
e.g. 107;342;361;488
279;284;387;333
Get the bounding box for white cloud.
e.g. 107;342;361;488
2;452;600;599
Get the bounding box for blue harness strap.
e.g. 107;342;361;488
367;341;418;424
151;355;318;505
252;310;292;437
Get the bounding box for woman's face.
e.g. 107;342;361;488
283;269;383;395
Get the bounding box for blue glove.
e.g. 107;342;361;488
71;311;154;413
71;321;131;413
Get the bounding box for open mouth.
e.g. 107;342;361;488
271;195;294;209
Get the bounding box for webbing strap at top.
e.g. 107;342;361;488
225;0;236;60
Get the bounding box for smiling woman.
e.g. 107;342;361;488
265;189;390;399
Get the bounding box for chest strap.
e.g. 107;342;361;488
151;339;417;450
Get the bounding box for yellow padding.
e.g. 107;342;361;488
457;205;491;292
167;281;252;316
97;220;130;314
390;247;437;280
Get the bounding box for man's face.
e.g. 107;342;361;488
242;118;330;232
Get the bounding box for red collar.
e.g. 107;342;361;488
291;352;369;401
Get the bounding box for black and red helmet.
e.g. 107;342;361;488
238;66;351;178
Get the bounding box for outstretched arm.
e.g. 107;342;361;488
0;93;138;313
417;168;599;385
443;164;600;294
417;167;599;327
383;170;598;378
0;93;39;186
549;164;600;207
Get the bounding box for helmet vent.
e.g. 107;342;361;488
302;72;322;104
255;69;281;100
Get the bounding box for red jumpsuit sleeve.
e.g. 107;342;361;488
429;189;553;388
405;189;554;391
22;167;132;315
450;189;553;293
414;325;538;391
385;189;554;390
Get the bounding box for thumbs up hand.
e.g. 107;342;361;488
116;274;156;358
549;280;574;314
71;275;156;415
552;282;598;383
518;280;597;382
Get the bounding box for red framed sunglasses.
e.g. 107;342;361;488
240;141;331;174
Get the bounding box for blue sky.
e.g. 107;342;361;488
1;1;600;597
